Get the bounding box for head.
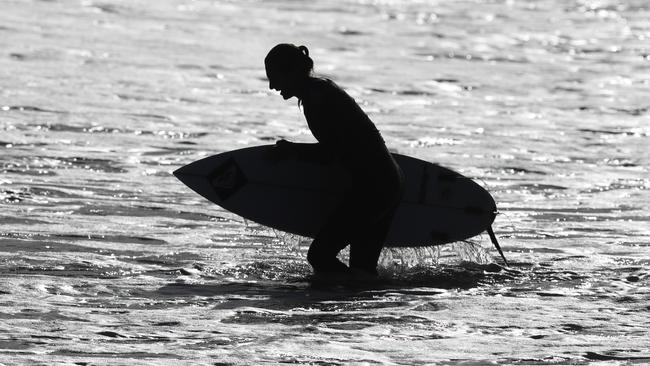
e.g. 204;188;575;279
264;43;314;100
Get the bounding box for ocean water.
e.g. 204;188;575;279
1;0;649;364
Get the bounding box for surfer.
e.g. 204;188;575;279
265;43;404;277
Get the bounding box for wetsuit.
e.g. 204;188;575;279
293;77;404;275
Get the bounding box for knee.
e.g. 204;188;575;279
306;243;322;268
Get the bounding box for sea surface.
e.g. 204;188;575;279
1;0;649;365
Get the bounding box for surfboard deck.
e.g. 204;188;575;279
173;145;497;248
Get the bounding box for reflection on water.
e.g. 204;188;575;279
1;0;649;364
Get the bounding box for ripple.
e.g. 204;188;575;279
1;105;63;113
584;351;650;362
34;156;127;173
0;232;167;245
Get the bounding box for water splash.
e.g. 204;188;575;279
270;227;310;253
452;240;493;264
252;222;495;271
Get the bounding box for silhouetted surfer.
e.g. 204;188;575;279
265;43;404;277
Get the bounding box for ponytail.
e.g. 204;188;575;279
298;45;314;75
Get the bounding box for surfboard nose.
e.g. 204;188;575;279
172;166;187;179
173;164;202;199
173;164;196;188
174;156;248;204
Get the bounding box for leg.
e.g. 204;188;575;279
307;234;349;273
306;204;355;274
309;161;403;275
348;206;397;275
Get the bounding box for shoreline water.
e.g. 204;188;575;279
1;0;649;364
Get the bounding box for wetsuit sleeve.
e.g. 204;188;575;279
290;142;331;163
302;86;346;163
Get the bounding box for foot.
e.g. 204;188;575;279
309;270;352;287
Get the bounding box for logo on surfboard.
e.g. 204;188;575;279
208;158;247;201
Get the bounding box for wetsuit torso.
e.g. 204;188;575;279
300;77;400;185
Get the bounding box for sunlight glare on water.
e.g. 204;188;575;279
1;0;649;364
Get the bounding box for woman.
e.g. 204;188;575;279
265;43;404;276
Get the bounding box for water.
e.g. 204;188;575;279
1;0;649;364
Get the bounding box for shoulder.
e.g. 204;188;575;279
307;76;335;88
304;77;346;104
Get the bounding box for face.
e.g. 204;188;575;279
265;64;298;100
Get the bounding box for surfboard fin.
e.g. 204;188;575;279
487;226;508;267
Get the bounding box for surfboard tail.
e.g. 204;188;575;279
487;226;508;267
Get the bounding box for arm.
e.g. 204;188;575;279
277;79;351;163
296;84;348;163
275;139;333;164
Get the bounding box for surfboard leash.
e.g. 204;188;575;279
487;225;509;267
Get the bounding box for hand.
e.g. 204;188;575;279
274;139;296;158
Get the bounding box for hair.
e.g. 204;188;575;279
265;43;314;77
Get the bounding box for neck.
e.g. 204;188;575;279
293;76;312;100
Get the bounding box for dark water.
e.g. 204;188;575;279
1;0;649;364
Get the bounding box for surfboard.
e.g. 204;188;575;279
173;145;506;262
